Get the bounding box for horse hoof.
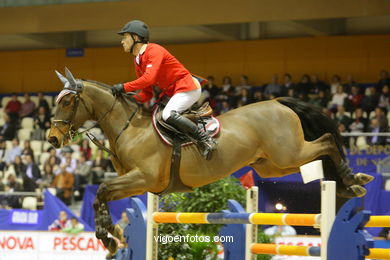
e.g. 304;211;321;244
337;185;366;198
342;173;374;186
107;238;118;256
354;173;374;186
96;227;108;239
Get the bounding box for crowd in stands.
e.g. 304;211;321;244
0;70;389;208
193;70;390;148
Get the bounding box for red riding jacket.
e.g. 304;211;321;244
123;43;199;103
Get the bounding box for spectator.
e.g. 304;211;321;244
117;211;129;230
330;74;342;95
219;101;231;114
377;70;390;92
378;85;390;112
344;75;358;94
373;107;389;131
74;154;92;199
367;118;387;145
19;93;36;118
62;217;84;234
79;139;92;160
295;74;311;101
329;85;347;112
0;114;17;140
46;147;61;165
51;164;74;205
286;88;297;99
36;92;50;114
235;75;252;94
22;154;41;192
361;86;380;114
309;74;329;97
220;76;236;97
21;140;34;158
346;85;363;112
2;174;22;209
264;74;281;99
5;93;21;121
280;73;295;96
91;149;110;184
236;88;252;106
0;139;6;171
38;164;54;189
309;90;329;108
350;108;368;133
204;76;220;99
56;147;76;174
334;105;351;129
4;138;21;166
216;76;236;109
338;123;350;149
12;155;26;178
32;106;51;140
252;90;267;103
48;211;71;231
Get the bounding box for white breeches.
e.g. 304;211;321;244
162;83;201;121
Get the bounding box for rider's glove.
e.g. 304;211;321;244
112;83;125;96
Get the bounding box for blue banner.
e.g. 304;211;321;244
347;145;390;173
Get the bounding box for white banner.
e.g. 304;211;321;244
0;231;107;260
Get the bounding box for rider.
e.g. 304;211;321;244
111;20;216;160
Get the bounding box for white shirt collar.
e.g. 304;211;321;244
135;44;147;65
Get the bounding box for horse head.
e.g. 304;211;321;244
48;68;92;148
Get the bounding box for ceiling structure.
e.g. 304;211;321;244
0;0;390;50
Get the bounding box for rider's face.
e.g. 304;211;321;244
121;33;133;53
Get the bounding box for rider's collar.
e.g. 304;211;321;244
135;44;147;65
139;44;147;55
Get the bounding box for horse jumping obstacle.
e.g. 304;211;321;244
123;178;390;260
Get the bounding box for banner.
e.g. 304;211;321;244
0;231;106;260
347;145;390;173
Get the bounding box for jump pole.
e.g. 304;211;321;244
146;192;159;260
245;186;258;260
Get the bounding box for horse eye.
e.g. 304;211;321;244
63;100;70;106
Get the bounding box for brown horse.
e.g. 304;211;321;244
48;68;373;256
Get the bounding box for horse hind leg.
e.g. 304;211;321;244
267;133;369;198
299;133;373;198
250;158;299;178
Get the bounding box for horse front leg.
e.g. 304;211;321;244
93;169;149;256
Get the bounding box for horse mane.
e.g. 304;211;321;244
82;79;153;117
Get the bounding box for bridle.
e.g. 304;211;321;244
52;80;116;142
52;79;140;158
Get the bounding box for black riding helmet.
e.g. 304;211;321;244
118;20;149;52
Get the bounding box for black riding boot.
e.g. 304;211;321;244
166;111;217;160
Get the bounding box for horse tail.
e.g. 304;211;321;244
276;97;345;174
276;97;349;208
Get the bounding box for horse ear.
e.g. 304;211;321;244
64;67;77;86
55;70;69;85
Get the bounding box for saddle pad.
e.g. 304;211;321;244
152;107;221;146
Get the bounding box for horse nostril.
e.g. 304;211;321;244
48;136;59;146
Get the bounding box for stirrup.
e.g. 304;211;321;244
197;139;217;160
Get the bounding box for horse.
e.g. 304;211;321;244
48;68;373;256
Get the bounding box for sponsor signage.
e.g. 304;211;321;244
0;231;106;260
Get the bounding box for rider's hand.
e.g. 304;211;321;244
111;83;124;96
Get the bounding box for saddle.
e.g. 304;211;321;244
152;102;221;146
152;101;221;196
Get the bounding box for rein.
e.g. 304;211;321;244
53;81;139;159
